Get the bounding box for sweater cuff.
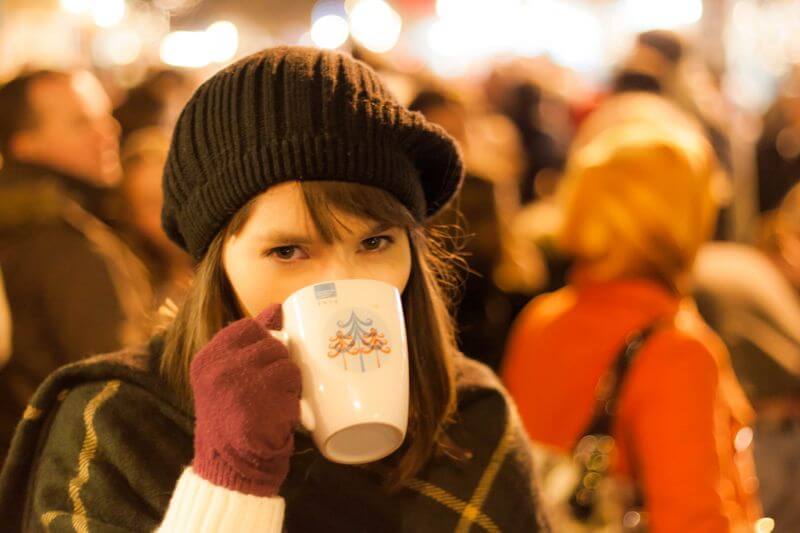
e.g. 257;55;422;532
157;467;285;533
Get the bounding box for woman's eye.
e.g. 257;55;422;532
266;246;307;261
361;235;393;252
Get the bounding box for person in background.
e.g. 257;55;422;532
0;47;548;532
694;182;800;530
0;267;10;370
612;30;736;240
483;60;582;298
613;30;731;169
485;65;570;205
113;69;195;143
407;89;518;371
503;93;761;532
98;70;196;233
0;69;151;459
119;126;192;304
757;65;800;214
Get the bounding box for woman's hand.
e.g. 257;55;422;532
190;304;301;497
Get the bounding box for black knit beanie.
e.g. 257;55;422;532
162;46;464;259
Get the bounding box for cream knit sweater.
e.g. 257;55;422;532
158;468;284;532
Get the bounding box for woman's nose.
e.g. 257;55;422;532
320;256;364;281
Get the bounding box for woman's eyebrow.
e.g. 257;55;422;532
363;222;394;236
253;231;314;245
255;222;395;244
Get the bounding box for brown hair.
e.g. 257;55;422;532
161;180;464;489
0;70;71;160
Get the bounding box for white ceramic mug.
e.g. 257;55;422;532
279;278;409;464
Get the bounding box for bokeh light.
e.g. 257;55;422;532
60;0;90;14
91;0;126;28
349;0;402;53
755;517;775;533
93;29;142;66
618;0;703;31
160;31;210;68
206;21;239;63
311;14;350;49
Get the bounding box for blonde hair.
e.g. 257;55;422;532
570;92;706;155
160;181;464;490
558;94;720;291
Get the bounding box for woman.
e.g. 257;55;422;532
0;47;547;532
502;93;761;532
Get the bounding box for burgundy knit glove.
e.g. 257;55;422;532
190;304;301;497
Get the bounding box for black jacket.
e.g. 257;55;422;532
0;163;151;458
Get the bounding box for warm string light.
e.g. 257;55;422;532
725;0;800;111
311;14;350;49
160;21;239;68
52;0;720;79
755;517;775;533
419;0;606;77
60;0;126;27
57;0;241;69
93;29;142;66
206;21;240;63
92;0;126;27
309;0;402;52
310;1;350;49
60;0;90;14
349;0;402;53
617;0;703;32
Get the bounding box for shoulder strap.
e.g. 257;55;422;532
582;323;663;439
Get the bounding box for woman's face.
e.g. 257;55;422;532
223;182;413;317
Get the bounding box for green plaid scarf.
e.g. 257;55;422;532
0;339;549;532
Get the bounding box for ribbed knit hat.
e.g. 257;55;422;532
162;46;464;259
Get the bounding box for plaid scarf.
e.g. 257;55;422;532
0;339;549;532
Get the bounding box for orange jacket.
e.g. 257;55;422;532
502;278;761;533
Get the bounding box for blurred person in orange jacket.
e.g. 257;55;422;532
503;92;762;532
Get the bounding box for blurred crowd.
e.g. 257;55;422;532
1;28;799;532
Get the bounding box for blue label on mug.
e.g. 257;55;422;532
314;282;337;300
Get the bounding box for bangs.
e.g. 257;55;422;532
299;181;417;243
163;178;462;488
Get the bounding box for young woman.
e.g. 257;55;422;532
503;93;761;532
0;47;548;532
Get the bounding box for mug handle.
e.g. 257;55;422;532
268;330;316;432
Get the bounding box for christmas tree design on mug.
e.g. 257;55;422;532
327;310;392;373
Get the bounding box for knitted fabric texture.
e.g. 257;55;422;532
162;46;464;259
190;305;300;498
